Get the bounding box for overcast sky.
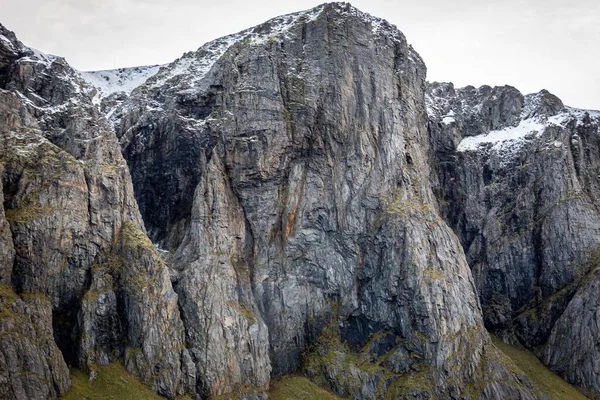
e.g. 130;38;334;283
3;0;599;109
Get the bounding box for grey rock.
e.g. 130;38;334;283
3;2;596;399
542;267;600;395
106;3;546;398
0;288;70;400
427;81;600;395
0;22;189;399
173;152;271;396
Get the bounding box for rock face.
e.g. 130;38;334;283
1;2;599;399
0;23;190;399
427;82;600;394
100;3;545;399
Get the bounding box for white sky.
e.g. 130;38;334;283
3;0;599;109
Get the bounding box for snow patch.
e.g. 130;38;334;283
151;33;246;91
457;106;600;154
17;47;58;68
0;34;16;52
249;6;322;45
442;110;456;125
79;65;161;101
457;117;546;152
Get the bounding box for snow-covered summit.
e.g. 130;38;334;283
85;2;420;97
146;2;420;92
144;4;326;92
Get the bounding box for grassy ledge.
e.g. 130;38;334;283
62;363;163;400
269;375;344;400
491;336;588;400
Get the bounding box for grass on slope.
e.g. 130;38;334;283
491;336;588;400
62;364;339;400
62;363;163;400
269;375;345;400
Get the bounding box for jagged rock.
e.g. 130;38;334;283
542;265;600;396
0;23;189;399
173;152;271;396
98;3;546;398
427;81;600;395
2;2;598;399
0;286;70;400
78;222;192;398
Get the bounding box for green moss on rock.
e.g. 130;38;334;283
0;284;19;303
269;375;345;400
5;205;55;224
120;221;155;251
226;301;257;324
303;325;434;399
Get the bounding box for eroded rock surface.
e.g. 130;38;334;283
427;81;600;395
2;2;599;399
104;3;547;398
0;23;190;399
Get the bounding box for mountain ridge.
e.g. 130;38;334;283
1;3;599;399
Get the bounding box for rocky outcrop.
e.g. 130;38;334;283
0;23;190;399
102;3;546;398
78;221;192;398
2;2;598;399
0;286;70;400
541;261;600;397
427;81;600;395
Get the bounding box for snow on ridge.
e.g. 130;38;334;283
250;4;323;45
337;3;423;65
149;5;325;92
149;33;247;91
148;2;416;92
338;4;404;41
16;47;60;68
13;46;88;99
441;110;456;125
0;34;16;52
428;83;600;154
80;3;416;97
457;117;546;152
457;106;600;153
564;106;600;122
79;65;162;101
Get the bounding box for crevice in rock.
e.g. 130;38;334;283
52;298;85;367
172;279;196;392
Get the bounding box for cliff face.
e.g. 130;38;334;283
427;82;600;395
1;2;599;400
101;3;543;399
0;24;191;399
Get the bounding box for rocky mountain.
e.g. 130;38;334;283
427;82;600;396
0;23;190;399
0;2;598;399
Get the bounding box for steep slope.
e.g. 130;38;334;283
4;2;597;399
0;25;191;399
491;336;587;400
97;3;545;399
427;82;600;396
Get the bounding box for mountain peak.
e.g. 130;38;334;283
80;2;421;118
